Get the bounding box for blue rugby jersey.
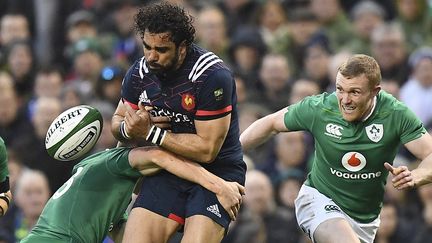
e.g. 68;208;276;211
121;44;245;177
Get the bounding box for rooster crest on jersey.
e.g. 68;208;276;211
45;105;103;161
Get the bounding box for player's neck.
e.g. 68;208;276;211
361;96;377;122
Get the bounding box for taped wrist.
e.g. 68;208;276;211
145;125;167;146
119;121;131;140
0;177;9;193
0;193;10;208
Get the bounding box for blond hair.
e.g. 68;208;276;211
338;54;381;87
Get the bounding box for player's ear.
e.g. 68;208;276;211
373;85;381;96
178;41;187;57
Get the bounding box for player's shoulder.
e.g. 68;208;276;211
187;44;230;82
298;92;337;110
123;57;146;82
376;90;409;113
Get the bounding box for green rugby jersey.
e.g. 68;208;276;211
285;91;426;223
0;137;9;189
21;147;141;243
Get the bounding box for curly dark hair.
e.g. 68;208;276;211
134;3;195;47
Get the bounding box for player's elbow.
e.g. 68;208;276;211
196;147;219;163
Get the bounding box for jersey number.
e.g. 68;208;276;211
52;167;84;199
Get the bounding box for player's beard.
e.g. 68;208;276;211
148;49;180;76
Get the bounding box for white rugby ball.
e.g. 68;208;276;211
45;105;103;161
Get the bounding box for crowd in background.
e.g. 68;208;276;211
0;0;432;242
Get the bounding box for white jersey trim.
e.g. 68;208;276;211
188;52;222;82
139;57;148;79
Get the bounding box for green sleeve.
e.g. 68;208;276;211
284;96;317;132
0;137;8;183
397;104;427;144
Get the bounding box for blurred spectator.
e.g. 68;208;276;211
381;79;401;99
60;81;89;110
27;66;64;119
0;72;27;147
95;65;124;107
289;78;321;105
67;37;105;99
400;46;432;125
275;168;305;211
0;169;50;242
4;40;35;100
413;183;432;243
224;170;300;243
371;22;409;85
256;53;292;111
374;198;414;243
90;100;117;152
326;50;353;92
256;0;289;48
0;13;30;67
394;0;432;52
309;0;354;52
216;0;261;37
261;131;309;181
234;72;255;105
228;27;267;90
107;0;141;67
239;102;273;168
11;97;74;193
344;0;385;55
302;33;332;91
65;10;97;44
195;5;230;63
271;7;320;78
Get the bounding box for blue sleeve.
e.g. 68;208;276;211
195;69;234;121
121;59;142;109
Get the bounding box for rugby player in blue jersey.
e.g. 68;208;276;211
111;3;246;243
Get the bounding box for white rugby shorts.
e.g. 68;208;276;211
294;184;380;243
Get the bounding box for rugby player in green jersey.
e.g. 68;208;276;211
0;137;12;217
240;54;432;243
20;146;244;243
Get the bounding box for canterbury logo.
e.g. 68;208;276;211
325;123;343;139
206;204;221;218
188;52;222;82
324;205;341;213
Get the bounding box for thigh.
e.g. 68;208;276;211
182;215;225;243
295;185;359;243
314;218;360;243
185;184;232;230
122;207;180;243
134;172;191;224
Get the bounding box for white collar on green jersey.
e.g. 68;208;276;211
362;96;377;122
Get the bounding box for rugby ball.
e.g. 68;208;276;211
45;105;103;161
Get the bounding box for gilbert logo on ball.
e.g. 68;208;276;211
45;105;103;161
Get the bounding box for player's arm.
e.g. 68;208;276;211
128;147;244;219
112;99;171;144
123;70;235;163
0;139;11;216
385;133;432;189
240;107;290;151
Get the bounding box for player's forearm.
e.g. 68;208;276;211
0;190;11;216
152;150;223;194
161;132;222;163
240;117;278;151
413;153;432;187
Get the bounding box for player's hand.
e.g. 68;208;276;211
0;190;12;216
143;106;172;130
216;181;244;221
384;162;416;190
124;103;152;139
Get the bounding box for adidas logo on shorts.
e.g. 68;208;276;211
206;204;221;218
